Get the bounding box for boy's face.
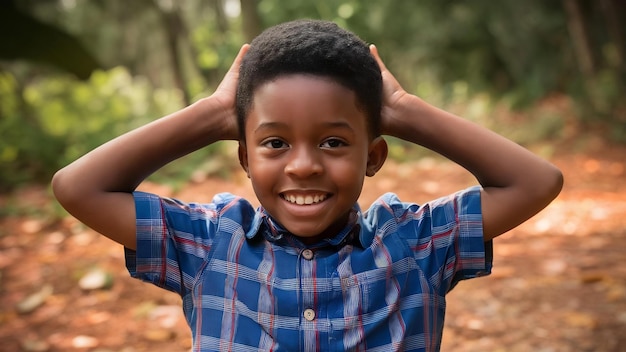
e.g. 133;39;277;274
239;75;387;243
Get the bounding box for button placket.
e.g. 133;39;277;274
303;308;316;321
302;249;314;260
300;249;316;324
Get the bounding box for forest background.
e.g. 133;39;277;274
1;0;625;192
2;1;626;351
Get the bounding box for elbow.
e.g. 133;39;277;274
51;168;68;206
540;163;564;205
520;162;564;214
549;164;564;198
51;167;80;211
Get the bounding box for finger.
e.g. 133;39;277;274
228;44;250;73
369;44;388;72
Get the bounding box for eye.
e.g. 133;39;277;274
320;138;346;148
262;139;288;149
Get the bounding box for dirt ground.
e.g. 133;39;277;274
1;138;625;352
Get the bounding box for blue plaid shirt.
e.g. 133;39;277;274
125;186;492;351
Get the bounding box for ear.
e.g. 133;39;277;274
238;142;250;178
365;137;388;177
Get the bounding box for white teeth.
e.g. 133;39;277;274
284;193;327;205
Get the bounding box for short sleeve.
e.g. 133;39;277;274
447;186;492;289
384;186;492;294
124;191;223;296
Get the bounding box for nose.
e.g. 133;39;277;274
284;145;323;178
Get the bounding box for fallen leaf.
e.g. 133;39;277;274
16;285;53;314
78;268;113;290
21;338;50;352
71;335;99;348
143;328;176;342
564;312;598;329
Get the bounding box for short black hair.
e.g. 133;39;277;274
236;19;382;140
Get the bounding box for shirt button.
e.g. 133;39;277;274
302;249;314;260
303;308;316;321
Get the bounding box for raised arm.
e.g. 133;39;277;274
52;45;249;249
370;45;563;241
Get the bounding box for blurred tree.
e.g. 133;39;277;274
0;0;101;79
562;0;625;120
1;0;625;192
241;0;263;42
154;0;193;105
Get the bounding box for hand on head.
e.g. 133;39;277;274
212;44;250;141
369;44;411;138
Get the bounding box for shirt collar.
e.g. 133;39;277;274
245;204;369;248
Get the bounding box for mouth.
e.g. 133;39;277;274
280;192;330;205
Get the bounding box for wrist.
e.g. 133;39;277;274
192;96;239;141
382;94;428;140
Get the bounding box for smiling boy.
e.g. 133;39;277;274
52;20;563;351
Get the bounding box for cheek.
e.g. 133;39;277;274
248;152;274;172
328;156;368;183
247;154;277;188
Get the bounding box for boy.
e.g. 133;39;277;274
52;20;563;351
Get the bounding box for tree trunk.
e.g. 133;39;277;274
212;0;229;34
562;0;595;77
240;0;263;43
562;0;604;113
599;0;624;72
155;0;191;106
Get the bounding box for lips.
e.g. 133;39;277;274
281;193;328;205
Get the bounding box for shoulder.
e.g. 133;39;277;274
362;187;478;215
134;191;257;224
361;187;482;235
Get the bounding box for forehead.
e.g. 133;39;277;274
247;74;369;132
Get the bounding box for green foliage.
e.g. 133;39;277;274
0;71;62;188
258;0;625;138
0;0;101;79
0;65;183;191
2;0;624;192
23;67;178;160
